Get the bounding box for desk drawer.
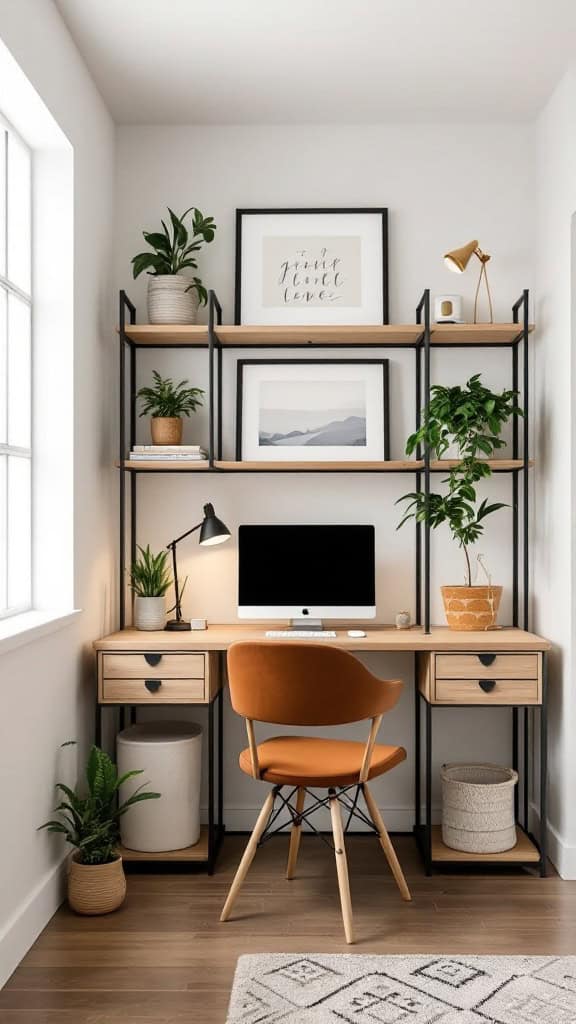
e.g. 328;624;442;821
435;678;540;705
101;677;206;703
102;652;205;679
435;653;539;680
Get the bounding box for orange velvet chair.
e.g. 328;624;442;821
220;641;411;943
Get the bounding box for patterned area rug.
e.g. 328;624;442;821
227;953;576;1022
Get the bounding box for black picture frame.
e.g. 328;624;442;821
234;207;389;325
236;358;390;462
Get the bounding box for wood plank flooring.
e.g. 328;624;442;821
2;835;576;1023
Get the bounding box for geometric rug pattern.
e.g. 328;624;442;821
227;953;576;1022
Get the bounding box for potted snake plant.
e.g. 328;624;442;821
131;206;216;324
397;374;523;630
130;544;172;630
38;743;160;915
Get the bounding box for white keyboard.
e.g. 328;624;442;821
265;630;337;639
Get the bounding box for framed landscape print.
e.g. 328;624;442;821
235;208;388;325
236;359;390;462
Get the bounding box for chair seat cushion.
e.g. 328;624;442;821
239;735;406;787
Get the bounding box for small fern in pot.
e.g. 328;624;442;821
129;544;172;630
131;206;216;324
38;743;160;915
137;370;204;446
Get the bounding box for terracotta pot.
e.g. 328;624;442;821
147;274;199;324
151;417;182;445
441;585;503;631
68;854;126;915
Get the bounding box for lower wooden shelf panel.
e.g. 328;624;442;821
117;827;209;862
429;824;540;864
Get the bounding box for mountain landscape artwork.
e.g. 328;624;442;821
259;380;367;447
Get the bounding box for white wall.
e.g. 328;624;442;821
0;0;115;986
115;123;535;832
534;69;576;877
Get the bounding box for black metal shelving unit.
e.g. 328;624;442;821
116;286;546;875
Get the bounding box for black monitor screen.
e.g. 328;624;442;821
238;525;375;608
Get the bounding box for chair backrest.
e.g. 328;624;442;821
227;641;402;726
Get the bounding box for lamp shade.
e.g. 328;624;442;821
199;503;231;546
444;239;479;273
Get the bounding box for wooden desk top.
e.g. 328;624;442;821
94;624;550;653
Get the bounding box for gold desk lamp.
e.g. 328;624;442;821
444;239;493;324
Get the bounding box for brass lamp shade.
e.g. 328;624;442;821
444;239;479;273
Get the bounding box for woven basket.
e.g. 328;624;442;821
67;854;126;915
441;763;518;853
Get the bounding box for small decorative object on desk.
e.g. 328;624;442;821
130;544;172;630
137;371;204;447
38;742;160;914
441;763;518;854
395;610;411;629
434;294;463;323
131;205;216;324
397;374;524;631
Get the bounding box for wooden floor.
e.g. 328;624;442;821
2;835;576;1022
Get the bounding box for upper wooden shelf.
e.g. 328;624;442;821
121;458;532;473
120;322;534;347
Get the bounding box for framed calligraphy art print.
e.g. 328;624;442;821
234;208;388;325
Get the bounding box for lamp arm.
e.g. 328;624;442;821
168;520;203;548
166;521;202;623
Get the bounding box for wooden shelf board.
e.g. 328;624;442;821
430;459;533;472
430;825;540;863
117;828;209;862
122;460;210;471
120;322;534;348
119;458;533;473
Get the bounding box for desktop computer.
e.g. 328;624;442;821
238;524;375;634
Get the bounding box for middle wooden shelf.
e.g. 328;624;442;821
120;459;534;473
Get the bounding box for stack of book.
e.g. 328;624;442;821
129;445;208;462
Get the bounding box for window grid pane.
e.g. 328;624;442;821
7;294;31;449
7;454;31;611
0;129;6;277
6;129;31;295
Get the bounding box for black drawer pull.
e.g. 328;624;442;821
145;679;162;693
479;679;496;693
478;653;496;667
144;653;162;667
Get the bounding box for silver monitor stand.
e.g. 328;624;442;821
289;618;323;630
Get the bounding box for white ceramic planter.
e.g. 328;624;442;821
147;275;200;325
134;595;166;631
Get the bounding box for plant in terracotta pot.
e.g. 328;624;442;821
38;743;160;915
131;206;216;324
130;544;172;630
397;374;523;630
137;370;204;445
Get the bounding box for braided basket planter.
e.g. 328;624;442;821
68;854;126;915
441;585;502;631
441;763;518;854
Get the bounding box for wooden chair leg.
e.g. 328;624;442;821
220;790;275;922
329;789;355;944
286;787;305;880
363;783;412;902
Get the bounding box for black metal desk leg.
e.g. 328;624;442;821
414;665;421;831
425;699;432;876
524;707;529;830
218;684;224;831
208;699;215;874
512;707;518;820
540;655;548;877
95;702;102;748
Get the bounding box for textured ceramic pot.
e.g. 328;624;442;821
441;585;502;631
68;854;126;915
147;275;199;324
134;595;166;631
150;416;183;445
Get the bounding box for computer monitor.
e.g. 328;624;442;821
238;524;375;625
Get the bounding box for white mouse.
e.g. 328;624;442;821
347;629;367;638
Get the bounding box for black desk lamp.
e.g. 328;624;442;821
165;503;231;631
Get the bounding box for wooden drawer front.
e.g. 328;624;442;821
435;653;539;680
102;652;205;679
434;678;540;705
101;677;206;703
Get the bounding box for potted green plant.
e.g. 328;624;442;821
137;370;204;445
397;374;523;630
130;544;172;629
131;206;216;324
38;743;160;915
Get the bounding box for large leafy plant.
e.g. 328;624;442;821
397;375;523;587
137;371;204;419
130;544;172;598
38;744;160;865
131;206;216;306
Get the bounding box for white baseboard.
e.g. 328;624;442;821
0;856;66;990
529;802;576;879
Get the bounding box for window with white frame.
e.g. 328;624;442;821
0;114;32;619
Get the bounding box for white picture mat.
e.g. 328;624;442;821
239;212;384;324
240;362;386;461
